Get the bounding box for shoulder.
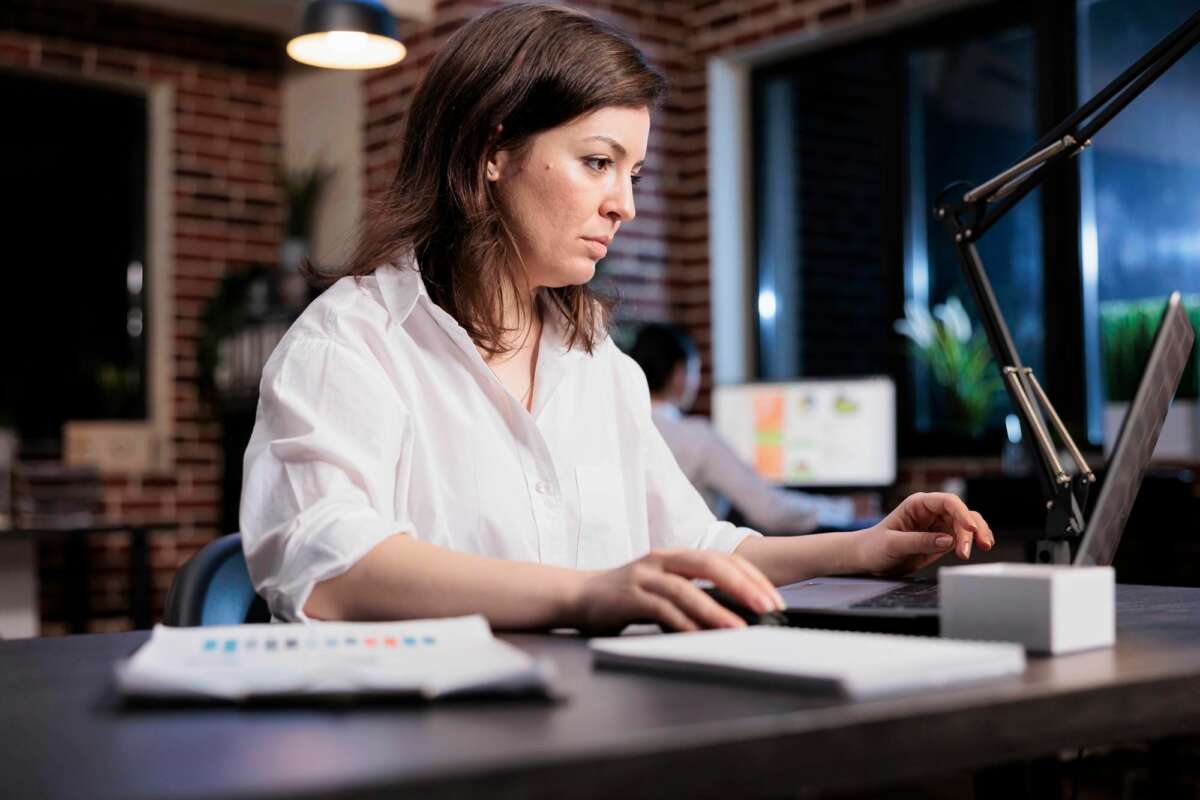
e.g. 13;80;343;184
287;274;391;345
600;336;646;384
263;275;394;387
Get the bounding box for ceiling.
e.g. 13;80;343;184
103;0;433;34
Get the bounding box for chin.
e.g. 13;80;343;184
545;260;597;288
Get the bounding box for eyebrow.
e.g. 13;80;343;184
581;135;645;168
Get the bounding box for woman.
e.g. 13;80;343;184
240;3;993;631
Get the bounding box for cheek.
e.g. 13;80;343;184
500;163;598;278
527;165;593;235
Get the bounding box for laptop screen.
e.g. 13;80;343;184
1076;293;1195;567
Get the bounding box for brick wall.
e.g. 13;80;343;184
1;1;285;633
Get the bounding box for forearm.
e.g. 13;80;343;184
734;530;866;586
304;533;589;630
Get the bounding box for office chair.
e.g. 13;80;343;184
163;533;270;626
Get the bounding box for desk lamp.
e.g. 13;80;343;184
932;9;1200;563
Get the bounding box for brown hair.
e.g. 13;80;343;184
337;3;666;355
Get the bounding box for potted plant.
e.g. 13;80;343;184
1100;296;1200;459
895;296;1004;439
279;163;334;306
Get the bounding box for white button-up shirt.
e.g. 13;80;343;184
240;264;756;621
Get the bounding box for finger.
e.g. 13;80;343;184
916;493;977;557
646;573;745;630
637;589;701;633
661;550;778;614
886;530;956;557
730;553;785;610
970;510;995;550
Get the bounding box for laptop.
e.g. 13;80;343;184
767;292;1195;635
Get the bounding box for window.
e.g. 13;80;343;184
753;46;893;382
1078;0;1200;438
905;25;1042;435
1;71;150;448
749;0;1198;455
752;4;1041;452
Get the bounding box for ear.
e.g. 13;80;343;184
486;151;509;182
486;123;506;182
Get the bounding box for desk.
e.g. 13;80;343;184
5;584;1200;799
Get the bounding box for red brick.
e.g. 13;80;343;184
0;39;35;66
817;2;856;24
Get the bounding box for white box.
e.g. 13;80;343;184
939;563;1115;654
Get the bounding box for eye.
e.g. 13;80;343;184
585;156;643;188
584;156;613;172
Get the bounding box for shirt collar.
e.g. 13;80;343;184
376;256;594;358
374;257;425;325
376;256;605;414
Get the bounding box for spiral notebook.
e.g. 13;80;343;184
590;627;1025;699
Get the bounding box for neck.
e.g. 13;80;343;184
489;278;541;361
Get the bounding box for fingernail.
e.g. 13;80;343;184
936;535;953;548
756;594;775;614
963;541;972;558
775;592;787;611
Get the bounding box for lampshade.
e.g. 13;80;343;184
287;0;406;70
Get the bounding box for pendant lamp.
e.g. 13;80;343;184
287;0;406;70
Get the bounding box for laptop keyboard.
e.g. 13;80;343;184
849;581;941;610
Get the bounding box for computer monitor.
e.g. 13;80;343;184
711;376;896;488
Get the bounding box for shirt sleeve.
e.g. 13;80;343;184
239;335;411;622
615;354;758;554
692;423;855;533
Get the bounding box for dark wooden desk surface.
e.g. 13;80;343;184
5;584;1200;800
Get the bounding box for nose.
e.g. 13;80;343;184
600;175;636;224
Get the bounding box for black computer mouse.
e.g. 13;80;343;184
702;587;789;627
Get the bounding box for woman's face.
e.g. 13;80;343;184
487;105;649;289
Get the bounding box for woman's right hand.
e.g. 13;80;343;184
571;549;785;633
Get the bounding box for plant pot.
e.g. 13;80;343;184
1103;400;1200;460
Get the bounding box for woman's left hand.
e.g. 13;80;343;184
854;492;995;576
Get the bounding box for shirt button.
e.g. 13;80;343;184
534;480;551;495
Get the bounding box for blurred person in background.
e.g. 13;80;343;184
630;323;878;534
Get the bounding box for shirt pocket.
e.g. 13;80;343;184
575;464;632;569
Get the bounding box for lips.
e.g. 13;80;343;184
582;237;609;260
585;237;614;260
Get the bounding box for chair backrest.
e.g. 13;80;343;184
163;533;270;626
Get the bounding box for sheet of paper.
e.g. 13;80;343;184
116;615;555;701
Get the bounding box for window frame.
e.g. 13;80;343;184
2;65;175;472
